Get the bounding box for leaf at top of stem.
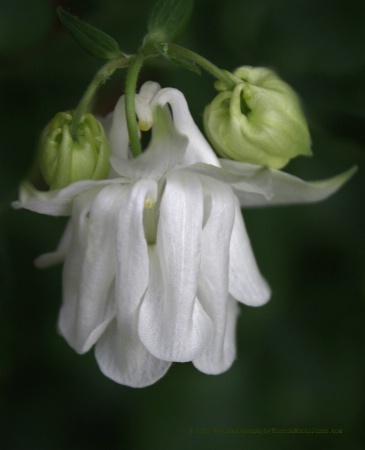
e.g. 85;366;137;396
146;0;194;45
57;7;124;61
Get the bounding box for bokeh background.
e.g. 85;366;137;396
1;0;364;449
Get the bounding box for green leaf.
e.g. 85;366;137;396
146;0;194;44
57;7;123;61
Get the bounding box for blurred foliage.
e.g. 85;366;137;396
1;0;364;449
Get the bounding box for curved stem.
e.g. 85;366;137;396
71;56;129;140
166;43;236;88
125;53;145;158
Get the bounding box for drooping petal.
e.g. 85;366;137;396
95;319;171;388
115;178;158;309
229;200;271;306
138;171;213;362
192;176;237;374
94;178;172;387
58;184;125;353
34;219;72;268
194;296;240;374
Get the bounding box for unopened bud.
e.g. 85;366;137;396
39;112;111;190
204;66;312;168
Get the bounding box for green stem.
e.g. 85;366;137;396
125;53;145;158
166;43;236;88
71;56;129;139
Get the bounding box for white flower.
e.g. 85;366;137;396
13;82;356;387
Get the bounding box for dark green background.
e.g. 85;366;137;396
1;0;364;449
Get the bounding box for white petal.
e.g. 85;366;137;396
135;82;161;131
192;176;237;374
12;179;127;216
34;219;72;268
95;319;171;388
95;178;171;387
194;297;240;374
135;95;154;131
139;172;213;362
138;81;161;101
108;95;130;159
58;184;125;353
219;160;357;207
110;106;188;180
108;82;161;161
115;178;158;312
96;111;113;139
110;86;221;179
186;161;357;207
186;162;274;200
152;88;221;166
229;201;271;306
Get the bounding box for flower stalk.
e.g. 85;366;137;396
125;53;145;158
71;56;130;140
166;43;236;89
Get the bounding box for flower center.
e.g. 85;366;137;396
143;198;158;245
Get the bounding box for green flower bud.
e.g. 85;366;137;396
39;111;111;190
204;66;312;168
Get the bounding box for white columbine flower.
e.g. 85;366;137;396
13;82;355;387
